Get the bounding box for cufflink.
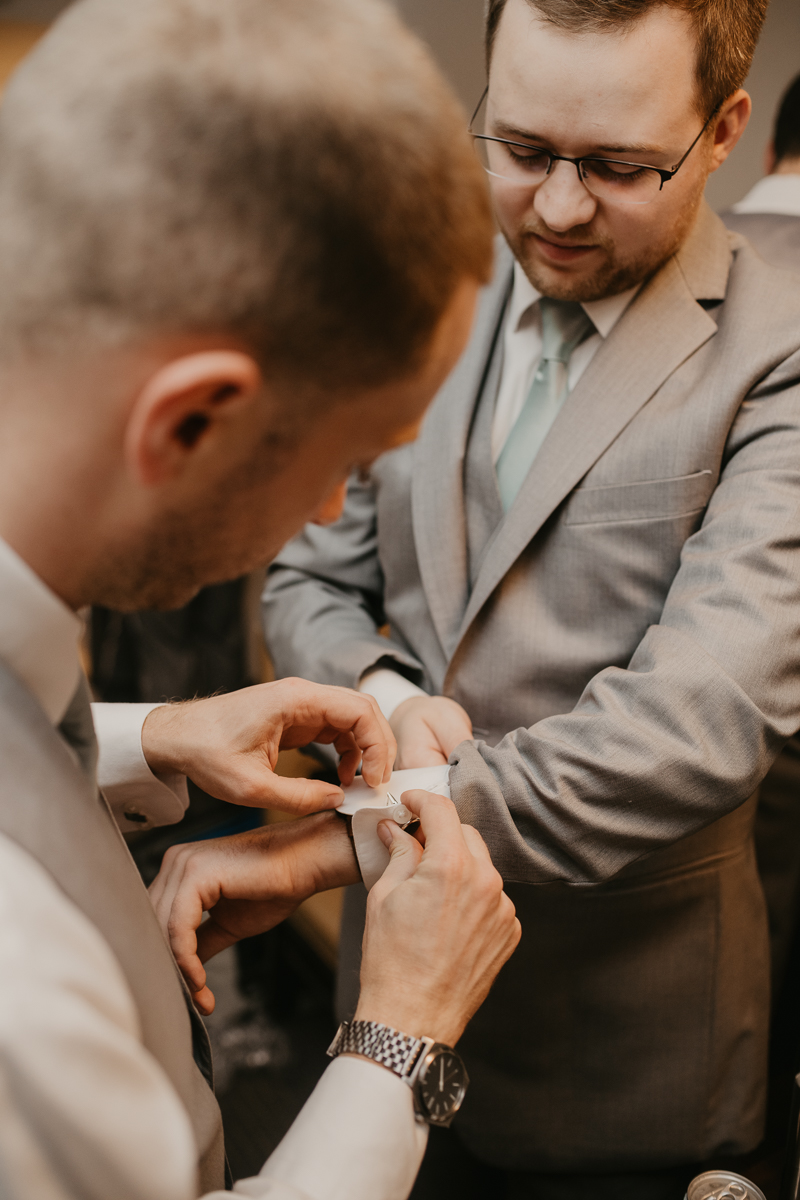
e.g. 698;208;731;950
123;809;149;826
385;794;420;835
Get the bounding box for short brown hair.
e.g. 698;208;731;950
485;0;768;118
0;0;493;391
774;73;800;165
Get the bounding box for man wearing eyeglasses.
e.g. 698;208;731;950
263;1;800;1195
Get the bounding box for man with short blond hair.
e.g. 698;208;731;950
264;0;800;1195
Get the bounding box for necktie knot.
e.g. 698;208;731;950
495;296;594;512
540;296;593;364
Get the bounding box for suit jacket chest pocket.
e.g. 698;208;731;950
564;469;714;526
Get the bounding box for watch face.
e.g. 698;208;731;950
418;1047;469;1126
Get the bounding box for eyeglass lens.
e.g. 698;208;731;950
472;136;663;205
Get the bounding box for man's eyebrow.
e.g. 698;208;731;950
490;120;663;158
491;120;553;144
595;142;664;156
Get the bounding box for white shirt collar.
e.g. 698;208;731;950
0;537;82;725
509;259;640;340
731;174;800;218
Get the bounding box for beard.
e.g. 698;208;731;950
89;496;280;613
92;523;261;612
501;188;704;303
86;425;303;612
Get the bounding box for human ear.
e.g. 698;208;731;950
124;350;262;485
709;90;752;172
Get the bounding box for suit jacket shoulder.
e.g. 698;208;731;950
682;205;800;363
720;209;800;277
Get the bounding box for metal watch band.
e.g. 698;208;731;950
327;1019;432;1080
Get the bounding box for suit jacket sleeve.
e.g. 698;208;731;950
262;471;425;688
450;347;800;884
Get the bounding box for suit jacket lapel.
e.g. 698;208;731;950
412;241;513;658
454;205;731;650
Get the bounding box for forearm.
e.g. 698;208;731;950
151;812;361;1013
359;667;428;721
198;811;361;925
450;624;785;886
263;564;423;690
451;392;800;885
269;811;361;899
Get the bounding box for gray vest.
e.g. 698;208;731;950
463;301;506;588
0;661;225;1195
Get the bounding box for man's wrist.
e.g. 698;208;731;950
309;810;361;891
359;667;427;721
140;701;189;776
389;694;427;723
353;994;461;1048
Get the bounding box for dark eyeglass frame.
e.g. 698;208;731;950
468;86;721;194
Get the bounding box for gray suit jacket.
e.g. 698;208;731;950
263;204;800;1170
721;210;800;275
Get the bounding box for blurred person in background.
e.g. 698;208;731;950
723;72;800;272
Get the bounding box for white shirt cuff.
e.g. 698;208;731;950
255;1055;428;1200
339;766;452;890
92;703;189;833
359;667;427;721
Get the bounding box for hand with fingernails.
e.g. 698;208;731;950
141;677;396;816
389;694;474;770
150;789;520;1037
356;790;520;1046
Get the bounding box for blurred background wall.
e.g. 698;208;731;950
392;0;487;119
705;0;800;210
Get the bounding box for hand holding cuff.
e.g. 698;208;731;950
338;766;451;889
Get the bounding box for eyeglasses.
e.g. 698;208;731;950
469;87;719;207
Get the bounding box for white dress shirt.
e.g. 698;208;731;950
361;262;638;720
731;173;800;217
0;536;188;829
0;536;427;1200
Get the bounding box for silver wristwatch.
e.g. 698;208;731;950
327;1019;469;1127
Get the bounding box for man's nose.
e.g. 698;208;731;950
533;159;598;232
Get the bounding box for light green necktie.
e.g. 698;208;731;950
496;297;594;511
